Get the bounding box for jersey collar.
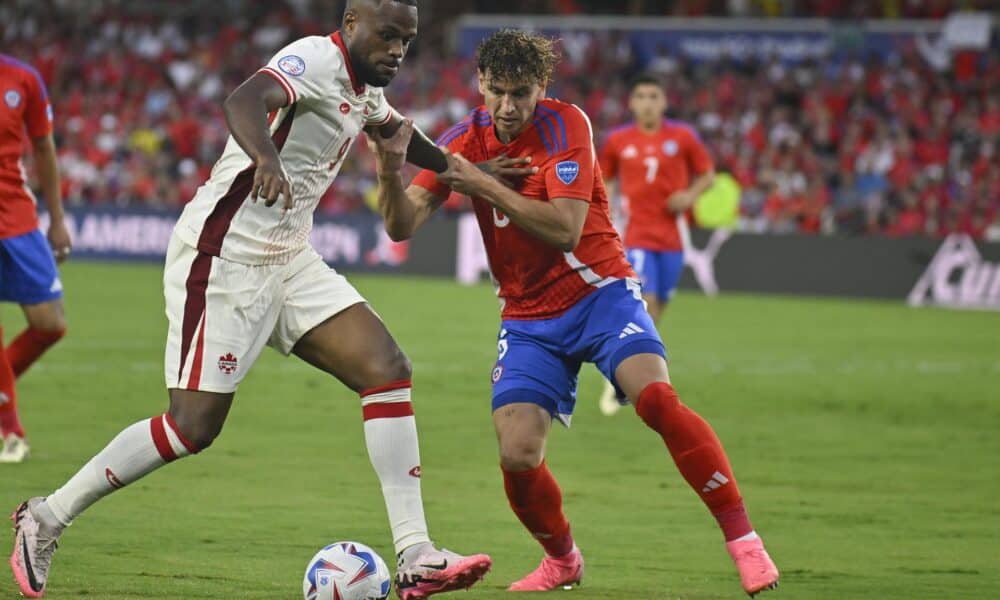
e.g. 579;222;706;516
330;31;366;96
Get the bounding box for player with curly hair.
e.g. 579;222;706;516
369;29;780;596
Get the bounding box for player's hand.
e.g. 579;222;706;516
368;118;414;175
476;154;537;188
438;148;492;196
47;219;72;263
252;156;293;210
667;189;696;213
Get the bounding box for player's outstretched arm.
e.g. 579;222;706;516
368;120;445;241
438;150;588;252
222;73;293;208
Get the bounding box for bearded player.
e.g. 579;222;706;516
596;73;715;416
370;30;779;597
10;3;503;598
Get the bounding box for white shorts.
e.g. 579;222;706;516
163;235;366;393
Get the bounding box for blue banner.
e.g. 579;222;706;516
37;207;438;273
456;18;948;64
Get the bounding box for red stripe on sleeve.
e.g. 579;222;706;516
359;379;412;398
150;415;178;462
258;68;296;105
362;402;414;421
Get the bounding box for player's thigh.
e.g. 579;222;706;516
163;235;282;395
657;250;685;303
492;326;579;427
0;229;63;308
587;280;667;401
276;249;407;392
614;353;671;403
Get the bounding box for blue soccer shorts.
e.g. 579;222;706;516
491;279;666;425
0;229;63;305
625;248;685;303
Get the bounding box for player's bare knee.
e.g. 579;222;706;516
167;398;229;451
168;410;223;451
362;346;412;389
498;438;545;472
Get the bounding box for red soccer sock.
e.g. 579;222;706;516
502;461;575;557
8;327;65;378
635;382;753;541
0;327;24;438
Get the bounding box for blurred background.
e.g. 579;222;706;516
2;0;997;240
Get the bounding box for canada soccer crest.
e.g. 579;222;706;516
4;90;21;109
218;353;238;375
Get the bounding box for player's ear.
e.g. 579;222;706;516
343;9;358;36
477;71;486;95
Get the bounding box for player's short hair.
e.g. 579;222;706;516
346;0;417;8
476;29;560;85
628;73;665;93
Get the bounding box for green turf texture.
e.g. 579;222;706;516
2;261;998;599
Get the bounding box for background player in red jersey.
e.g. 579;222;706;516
370;29;779;597
0;54;71;463
596;73;716;415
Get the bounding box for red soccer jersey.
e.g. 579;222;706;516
599;120;713;252
413;99;634;320
0;54;52;238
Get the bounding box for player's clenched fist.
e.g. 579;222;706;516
369;118;414;175
252;156;293;209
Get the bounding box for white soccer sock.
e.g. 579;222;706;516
361;381;431;555
44;413;197;526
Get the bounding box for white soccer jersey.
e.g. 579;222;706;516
174;32;394;265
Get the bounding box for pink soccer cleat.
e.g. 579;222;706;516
727;537;779;597
508;546;584;592
393;548;492;599
10;498;62;598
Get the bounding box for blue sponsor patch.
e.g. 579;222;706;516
555;160;580;185
277;55;306;76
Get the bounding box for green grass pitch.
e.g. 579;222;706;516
2;261;998;599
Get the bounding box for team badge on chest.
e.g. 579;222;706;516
663;140;679;156
4;90;21;109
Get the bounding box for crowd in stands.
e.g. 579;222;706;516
2;1;997;239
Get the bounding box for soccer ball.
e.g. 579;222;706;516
303;541;392;600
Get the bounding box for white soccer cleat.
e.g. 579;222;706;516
10;498;62;598
598;380;622;416
0;434;30;463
